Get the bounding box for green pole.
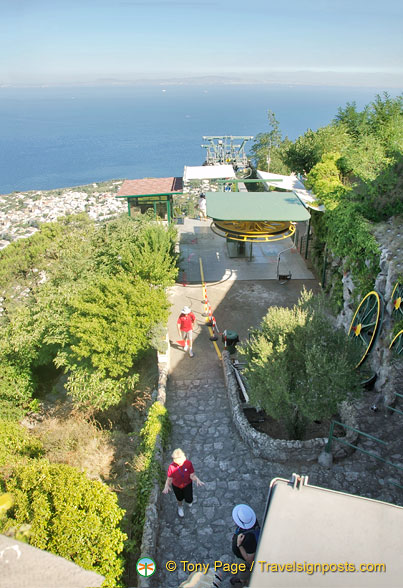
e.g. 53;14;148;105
321;244;328;287
304;218;311;259
215;178;283;184
127;199;131;217
325;420;335;453
167;199;171;224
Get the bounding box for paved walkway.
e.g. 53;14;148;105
153;376;293;588
152;218;403;587
153;218;315;587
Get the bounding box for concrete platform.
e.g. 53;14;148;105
176;217;314;284
169;217;320;381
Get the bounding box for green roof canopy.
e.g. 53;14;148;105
206;191;310;222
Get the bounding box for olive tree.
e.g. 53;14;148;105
240;290;362;439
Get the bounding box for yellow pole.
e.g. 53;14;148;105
199;257;222;360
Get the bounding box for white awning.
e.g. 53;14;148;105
250;475;403;587
256;170;325;212
183;165;236;181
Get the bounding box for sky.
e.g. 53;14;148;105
2;0;403;86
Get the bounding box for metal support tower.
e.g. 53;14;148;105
201;135;253;168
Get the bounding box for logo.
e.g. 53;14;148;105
136;557;156;577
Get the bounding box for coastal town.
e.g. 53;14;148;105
0;180;126;249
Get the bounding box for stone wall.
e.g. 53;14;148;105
137;340;169;588
222;350;329;463
222;351;359;465
335;217;402;405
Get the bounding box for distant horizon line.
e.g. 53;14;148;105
1;71;403;90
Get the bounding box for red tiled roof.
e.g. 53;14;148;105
117;177;183;197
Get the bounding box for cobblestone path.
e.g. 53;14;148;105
152;375;403;588
152;377;294;588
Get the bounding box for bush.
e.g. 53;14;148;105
0;420;43;470
305;152;349;207
131;401;170;553
0;213;177;413
325;202;380;296
54;273;168;410
64;370;139;412
0;461;126;587
92;216;178;287
240;290;362;439
0;361;34;409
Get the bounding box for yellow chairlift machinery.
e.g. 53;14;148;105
205;189;310;244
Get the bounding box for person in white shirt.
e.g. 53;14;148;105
197;193;207;220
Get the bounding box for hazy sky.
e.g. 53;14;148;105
2;0;403;86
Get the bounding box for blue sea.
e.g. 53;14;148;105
0;84;401;194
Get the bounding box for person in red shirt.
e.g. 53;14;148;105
177;306;196;357
162;448;204;518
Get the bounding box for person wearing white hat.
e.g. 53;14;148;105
197;193;207;221
177;306;196;357
230;504;260;585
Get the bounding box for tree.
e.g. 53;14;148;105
92;216;179;287
249;110;291;174
333;101;369;138
0;461;126;587
338;134;392;182
354;156;403;221
367;92;403;146
284;125;351;174
0;213;177;413
305;152;349;207
239;290;362;439
59;274;169;378
52;273;169;410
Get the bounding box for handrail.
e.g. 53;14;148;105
386;391;403;416
386;405;403;416
326;420;386;452
326;420;403;474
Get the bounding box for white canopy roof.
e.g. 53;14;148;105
183;165;236;181
250;475;403;587
0;534;104;588
256;170;325;212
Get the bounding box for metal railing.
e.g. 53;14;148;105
386;392;403;417
325;420;403;489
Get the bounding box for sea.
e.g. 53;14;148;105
0;84;401;194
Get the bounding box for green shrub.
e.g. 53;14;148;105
0;461;126;587
59;274;169;378
131;401;170;553
0;213;176;413
325;202;380;297
305;152;348;206
0;420;43;470
240;290;362;439
0;361;34;409
64;370;139;412
92;216;178;287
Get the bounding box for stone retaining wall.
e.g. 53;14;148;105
222;350;358;464
137;339;169;588
335;218;402;404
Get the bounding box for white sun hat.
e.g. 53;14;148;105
232;504;256;529
182;306;191;314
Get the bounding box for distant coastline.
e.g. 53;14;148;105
2;71;403;89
